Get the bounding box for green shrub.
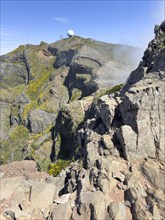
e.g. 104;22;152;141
25;68;51;100
22;100;38;120
0;84;25;102
9;45;25;55
106;84;123;94
48;159;71;176
1;125;30;163
70;88;82;102
32;124;53;143
93;84;123;103
9;125;29;145
40;158;51;172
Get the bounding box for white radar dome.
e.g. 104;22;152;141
67;29;75;38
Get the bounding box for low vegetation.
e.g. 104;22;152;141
9;125;29;146
0;84;25;102
93;84;123;103
0;125;30;164
70;88;82;102
32;124;53;142
48;159;71;177
25;57;54;100
22;100;38;120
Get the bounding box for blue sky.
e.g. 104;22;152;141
1;0;164;55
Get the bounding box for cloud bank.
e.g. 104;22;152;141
54;17;70;24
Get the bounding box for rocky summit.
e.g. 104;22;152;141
0;21;165;220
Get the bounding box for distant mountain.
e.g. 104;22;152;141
0;36;142;165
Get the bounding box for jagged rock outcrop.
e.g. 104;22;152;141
46;20;165;219
53;97;93;161
117;21;165;162
117;80;165;161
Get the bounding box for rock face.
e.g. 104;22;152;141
0;56;28;87
117;20;165;162
0;21;165;220
28;109;56;133
0;102;11;139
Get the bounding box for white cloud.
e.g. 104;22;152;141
54;16;70;24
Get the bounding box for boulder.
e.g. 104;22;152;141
112;171;125;182
54;193;71;204
0;160;49;180
101;134;115;150
142;160;165;192
29;181;56;209
96;95;120;130
79;191;107;220
48;202;72;220
116;125;138;160
108;202;127;220
0;177;26;199
28;109;56;133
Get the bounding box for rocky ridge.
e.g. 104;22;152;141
0;35;141;166
0;21;165;220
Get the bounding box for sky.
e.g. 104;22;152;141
1;0;165;55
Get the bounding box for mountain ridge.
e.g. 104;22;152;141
0;21;165;220
0;35;142;165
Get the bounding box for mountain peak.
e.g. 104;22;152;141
121;20;165;93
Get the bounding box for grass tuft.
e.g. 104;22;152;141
48;159;71;176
